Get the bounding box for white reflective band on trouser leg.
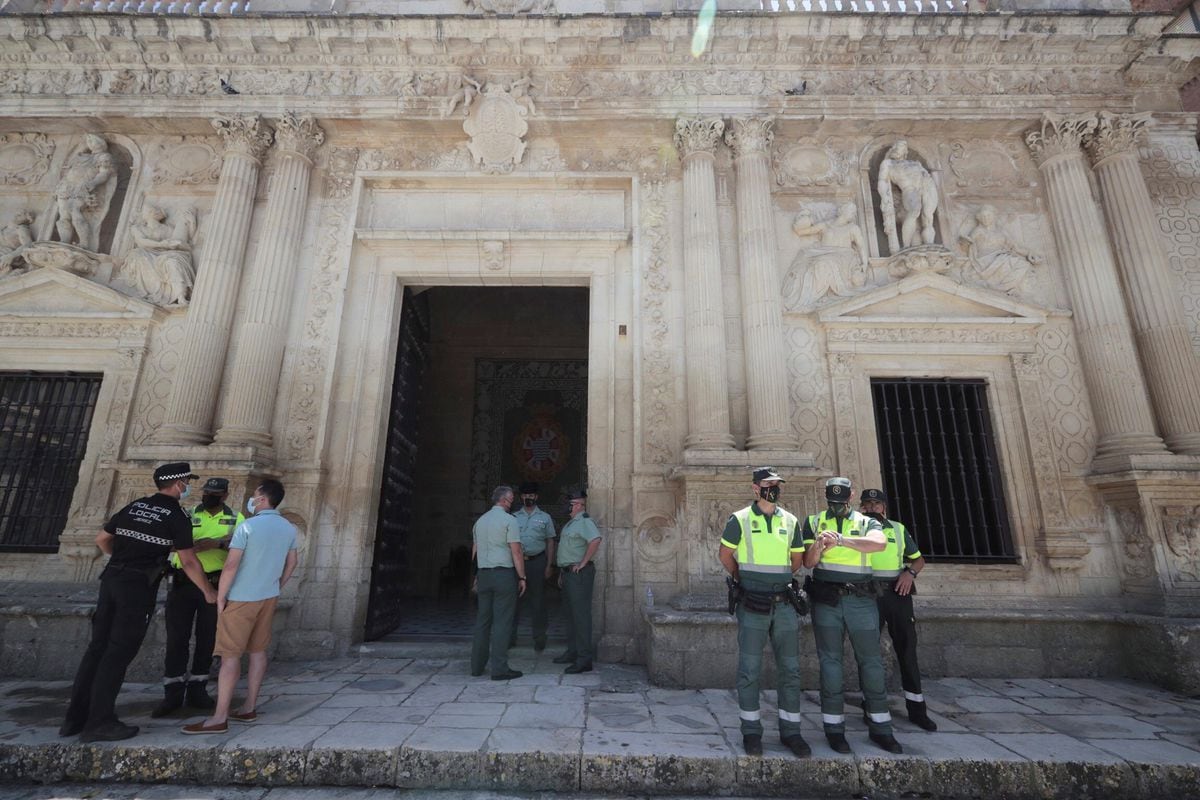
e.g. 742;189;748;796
822;714;845;725
740;709;762;721
778;710;803;723
163;674;188;685
904;691;925;702
868;711;893;723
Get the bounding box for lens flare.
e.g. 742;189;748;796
691;0;716;59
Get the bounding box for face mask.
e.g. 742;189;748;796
180;483;191;500
202;494;223;510
246;497;257;515
865;511;886;522
827;501;849;517
523;497;535;509
758;485;781;504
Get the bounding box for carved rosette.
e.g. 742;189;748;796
724;116;775;159
212;114;273;162
673;117;724;159
1083;112;1154;167
274;113;326;162
0;133;55;186
1024;113;1097;166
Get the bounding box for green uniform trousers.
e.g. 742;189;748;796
561;563;595;667
811;592;893;736
471;567;518;677
735;600;804;739
512;552;548;647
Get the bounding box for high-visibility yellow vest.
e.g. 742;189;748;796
730;504;801;576
170;505;243;573
869;519;913;579
807;510;876;582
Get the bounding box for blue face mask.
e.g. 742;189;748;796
180;483;191;500
246;497;257;515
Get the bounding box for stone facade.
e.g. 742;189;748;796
1;1;1200;686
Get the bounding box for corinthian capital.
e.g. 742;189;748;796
1024;113;1096;167
674;117;724;159
1083;112;1154;166
212;115;273;161
273;113;326;161
724;116;775;159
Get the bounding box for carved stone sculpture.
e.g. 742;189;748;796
877;139;939;253
53;133;117;252
441;74;482;118
120;205;197;306
0;210;35;276
463;80;530;174
958;205;1041;295
783;202;869;311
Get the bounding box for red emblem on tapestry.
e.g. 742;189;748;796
513;404;570;482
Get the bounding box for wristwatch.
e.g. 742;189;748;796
904;566;918;577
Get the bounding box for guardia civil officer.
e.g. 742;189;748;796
471;485;527;681
553;488;601;674
861;488;937;732
511;481;556;651
61;463;215;743
801;477;903;754
152;477;244;717
718;467;810;758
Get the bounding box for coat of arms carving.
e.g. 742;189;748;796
463;82;530;175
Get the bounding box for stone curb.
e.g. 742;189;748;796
3;741;1200;798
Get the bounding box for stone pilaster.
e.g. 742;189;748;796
156;115;272;444
214;113;325;449
674;117;735;452
1024;113;1166;462
725;116;796;451
1084;112;1200;456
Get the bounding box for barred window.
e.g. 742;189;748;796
871;377;1016;564
0;372;102;552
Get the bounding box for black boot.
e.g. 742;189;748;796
906;699;938;732
150;681;186;718
185;678;216;710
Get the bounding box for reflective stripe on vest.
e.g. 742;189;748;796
869;520;907;578
808;511;872;577
733;505;800;574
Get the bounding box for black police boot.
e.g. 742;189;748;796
825;731;851;754
79;719;139;743
869;732;904;754
150;681;186;718
58;718;85;737
907;699;938;732
186;678;216;710
782;734;811;758
742;734;763;756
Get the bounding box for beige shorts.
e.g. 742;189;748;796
214;597;278;657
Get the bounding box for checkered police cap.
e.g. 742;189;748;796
154;462;198;482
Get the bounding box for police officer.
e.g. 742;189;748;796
802;477;902;754
861;488;937;732
510;481;556;651
152;477;244;717
553;488;601;674
718;467;810;759
61;462;215;743
471;485;527;681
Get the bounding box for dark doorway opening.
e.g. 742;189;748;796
366;286;589;641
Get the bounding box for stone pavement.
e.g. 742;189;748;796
3;646;1200;799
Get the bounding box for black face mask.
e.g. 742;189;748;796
865;511;886;523
201;494;223;510
757;485;781;504
523;497;536;509
827;501;850;517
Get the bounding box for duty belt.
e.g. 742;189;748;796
524;552;546;561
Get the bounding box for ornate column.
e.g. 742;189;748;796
674;117;735;451
157;115;273;444
725;116;796;451
1084;112;1200;456
214;113;325;448
1024;113;1166;461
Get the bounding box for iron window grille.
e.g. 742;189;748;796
0;371;102;553
870;377;1016;564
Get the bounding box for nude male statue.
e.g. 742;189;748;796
876;140;938;253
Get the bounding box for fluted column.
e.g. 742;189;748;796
1025;114;1166;459
213;113;325;448
674;117;735;451
725;116;796;450
1084;112;1200;456
157;115;273;445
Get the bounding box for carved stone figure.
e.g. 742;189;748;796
441;74;482;119
783;202;869;311
120;206;197;306
877;140;939;253
508;74;537;116
463;81;530;174
53;133;117;252
0;210;35;276
958;205;1041;295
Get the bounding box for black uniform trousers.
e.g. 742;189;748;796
164;570;219;680
64;567;158;730
876;583;923;696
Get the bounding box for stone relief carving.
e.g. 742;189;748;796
1083;111;1153;166
945;140;1030;192
1036;321;1095;477
212;114;274;162
53;133;117;252
465;0;555;12
0;240;106;278
274;113;325;160
462;78;532;174
1114;506;1154;581
883;244;960;280
957;205;1042;296
636;516;677;565
0;133;55;186
0;210;35;276
1140;135;1200;351
116;205;197;307
1024;113;1097;166
877;140;939;253
640;180;675;466
673;117;724;157
441;74;482;119
774;140;852;188
782;201;868;311
1162;505;1200;583
786;321;834;471
480;240;507;271
150;138;222;185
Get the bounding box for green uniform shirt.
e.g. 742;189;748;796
513;506;555;556
473;505;521;568
170;504;244;572
720;503;804;591
558;513;601;567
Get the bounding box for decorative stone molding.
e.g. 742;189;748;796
1084;112;1154;166
480;240;507;271
273;113;326;161
0;132;55;186
883;244;960;280
212;114;273;162
774;140;851;187
724;116;774;159
150;138;222;185
944;139;1031;192
673;117;724;159
639;180;675;466
1163;505;1200;583
464;0;554;12
1024;113;1097;166
463;83;529;174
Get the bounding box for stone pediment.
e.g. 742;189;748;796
817;272;1053;326
0;267;157;319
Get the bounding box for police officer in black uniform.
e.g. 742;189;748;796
60;462;215;743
